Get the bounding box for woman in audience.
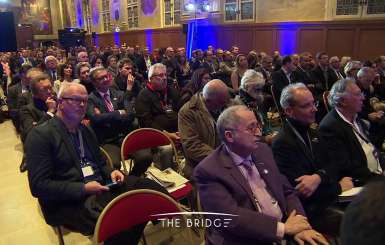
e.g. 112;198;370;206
178;68;211;108
235;69;276;144
106;54;118;78
90;54;104;68
231;53;248;92
53;62;74;94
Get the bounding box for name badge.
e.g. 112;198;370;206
82;165;94;177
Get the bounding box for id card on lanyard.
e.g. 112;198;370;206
77;129;95;178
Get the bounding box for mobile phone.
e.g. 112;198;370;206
105;182;119;189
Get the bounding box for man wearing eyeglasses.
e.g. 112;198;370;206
87;67;136;169
319;79;385;186
272;83;353;237
26;82;166;244
194;105;328;245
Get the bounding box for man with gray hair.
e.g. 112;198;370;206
319;78;385;186
194;105;328;245
44;55;59;81
26;82;166;244
272;83;352;235
178;79;230;177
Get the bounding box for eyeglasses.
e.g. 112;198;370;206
61;97;88;105
295;101;319;109
227;122;262;135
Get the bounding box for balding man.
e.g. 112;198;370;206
26;82;165;244
178;79;230;177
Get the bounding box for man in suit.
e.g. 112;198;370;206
26;82;165;244
87;67;135;169
311;52;335;96
194;105;328;245
178;79;229;178
272;55;296;106
19;74;56;172
44;56;59;81
319;79;385;186
329;56;344;82
291;52;315;87
272;83;353;234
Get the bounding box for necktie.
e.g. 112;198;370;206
242;160;282;220
52;71;57;81
103;93;114;112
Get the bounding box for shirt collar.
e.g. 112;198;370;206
335;107;357;126
225;145;252;166
98;89;110;98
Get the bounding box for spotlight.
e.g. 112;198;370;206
202;4;210;12
115;26;120;32
185;3;195;11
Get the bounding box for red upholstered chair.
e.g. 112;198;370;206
94;189;189;244
120;128;193;201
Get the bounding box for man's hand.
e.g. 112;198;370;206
295;174;321;198
284;210;312;236
368;111;384;122
163;131;181;143
84;181;109;195
294;229;329;245
126;74;135;91
111;170;125;183
339;177;354;192
46;97;57;113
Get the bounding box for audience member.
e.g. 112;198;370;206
231;54;248;92
344;61;362;81
272;83;353;235
74;62;93;93
53;62;74;94
178;68;211;108
44;56;59;81
319;79;384;185
178;79;230;178
194;105;328;245
272;55;296;105
26;82;166;244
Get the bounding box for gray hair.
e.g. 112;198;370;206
328;78;356;108
344;61;362;77
357;67;373;79
217;105;249;143
280;83;308;109
44;55;58;64
240;69;265;90
57;82;86;99
148;63;166;80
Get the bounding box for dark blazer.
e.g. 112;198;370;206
319;109;383;185
19;99;52;142
7;83;22;111
26;117;112;225
194;143;304;245
272;121;341;218
291;66;313;85
311;65;335;95
135;86;180;132
272;69;290;103
87;88;134;144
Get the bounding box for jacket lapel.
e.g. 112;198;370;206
220;146;259;211
51;117;82;173
285;123;315;164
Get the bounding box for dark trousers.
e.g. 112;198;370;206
55;176;167;245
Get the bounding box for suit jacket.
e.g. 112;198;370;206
87;88;134;144
311;65;335;96
272;69;290;103
319;109;383;185
194;143;304;245
291;66;313;85
272;120;341;218
7;83;22;111
26;117;112;225
19;99;52;142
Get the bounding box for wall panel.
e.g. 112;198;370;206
298;29;325;55
326;29;356;58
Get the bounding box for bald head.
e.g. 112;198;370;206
202;79;230;112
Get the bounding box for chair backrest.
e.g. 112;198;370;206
322;90;330;112
120;128;178;173
99;146;114;169
94;189;183;244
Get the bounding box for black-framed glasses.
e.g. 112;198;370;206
61;97;88;105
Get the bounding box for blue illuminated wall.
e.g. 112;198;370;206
277;22;299;55
114;32;120;46
186;18;218;59
145;29;153;51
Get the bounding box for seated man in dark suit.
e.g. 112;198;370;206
272;55;296;107
19;74;57;172
319;78;385;186
272;83;353;234
86;67;135;169
291;52;315;87
194;105;328;245
26;82;165;244
114;58;142;95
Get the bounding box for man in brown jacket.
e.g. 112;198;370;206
178;79;230;178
